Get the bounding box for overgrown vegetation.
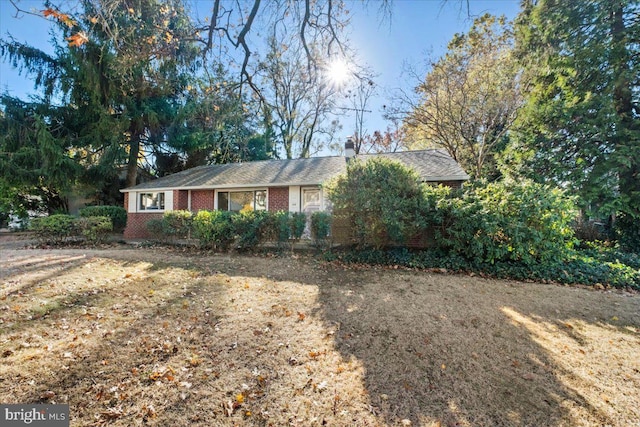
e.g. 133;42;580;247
310;211;332;248
324;159;638;289
135;159;638;289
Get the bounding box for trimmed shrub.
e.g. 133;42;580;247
76;216;112;244
80;205;127;231
30;214;77;244
145;218;165;240
325;157;424;248
162;210;193;240
268;211;291;247
233;210;271;250
192;210;235;251
289;212;307;241
311;211;332;247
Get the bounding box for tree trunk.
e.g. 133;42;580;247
125;131;140;188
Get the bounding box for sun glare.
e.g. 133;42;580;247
326;58;351;86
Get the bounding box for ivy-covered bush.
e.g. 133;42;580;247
311;211;332;247
192;210;235;251
30;214;77;244
325;158;424;248
80;205;127;231
76;216;112;244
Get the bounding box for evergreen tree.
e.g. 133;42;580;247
506;0;639;249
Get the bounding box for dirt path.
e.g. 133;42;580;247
1;234;639;426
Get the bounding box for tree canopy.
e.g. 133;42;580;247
399;14;521;180
504;0;640;249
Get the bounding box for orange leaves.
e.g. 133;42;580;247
148;366;175;382
308;350;326;360
67;32;89;48
42;8;88;47
42;8;75;28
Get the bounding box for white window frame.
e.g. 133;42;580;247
127;191;173;213
139;192;166;211
215;189;268;212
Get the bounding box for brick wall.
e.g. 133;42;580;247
268;187;289;212
175;190;188;210
192;190;214;211
123;212;162;239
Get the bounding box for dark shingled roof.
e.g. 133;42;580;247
123;149;469;192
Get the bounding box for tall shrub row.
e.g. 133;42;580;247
326;158;578;264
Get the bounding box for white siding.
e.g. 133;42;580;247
164;190;173;212
127;192;137;213
288;186;300;212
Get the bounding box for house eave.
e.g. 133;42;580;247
120;182;324;193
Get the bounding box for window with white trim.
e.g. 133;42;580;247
139;192;165;210
217;190;266;212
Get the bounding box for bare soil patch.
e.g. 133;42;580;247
1;235;639;426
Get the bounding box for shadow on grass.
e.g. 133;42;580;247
1;246;638;426
313;268;638;426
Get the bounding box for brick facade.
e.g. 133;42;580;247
191;190;214;211
175;190;188;210
123;212;163;239
268;187;289;212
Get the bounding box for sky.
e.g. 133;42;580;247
0;0;521;152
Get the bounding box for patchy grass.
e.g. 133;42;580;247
0;241;639;426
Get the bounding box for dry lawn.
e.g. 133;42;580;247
1;235;639;427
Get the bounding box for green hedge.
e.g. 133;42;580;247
325;157;424;248
79;205;126;231
30;214;113;245
76;216;113;244
30;214;77;244
311;211;332;248
192;210;235;250
149;210;313;251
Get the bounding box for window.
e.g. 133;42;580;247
302;188;321;213
218;190;267;212
139;192;165;210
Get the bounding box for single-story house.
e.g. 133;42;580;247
120;147;469;239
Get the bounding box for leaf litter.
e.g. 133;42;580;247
0;238;639;426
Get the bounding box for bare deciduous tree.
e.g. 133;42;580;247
390;14;521;179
